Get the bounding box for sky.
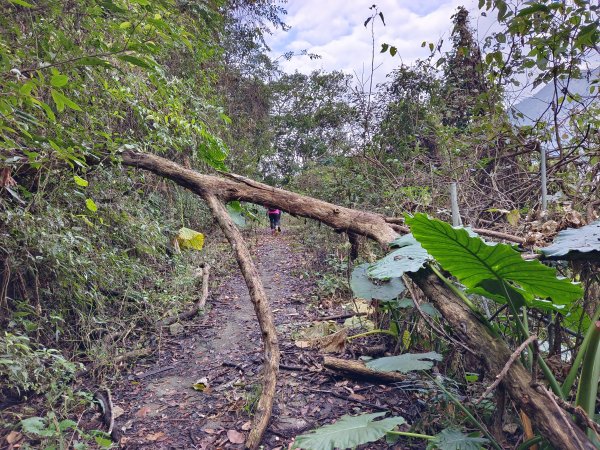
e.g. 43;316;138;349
266;0;496;87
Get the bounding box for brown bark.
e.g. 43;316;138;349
121;151;398;245
121;151;596;450
203;193;279;450
413;269;594;450
323;356;407;383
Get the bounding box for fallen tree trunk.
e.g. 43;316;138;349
203;193;279;450
121;151;595;450
121;151;397;245
413;269;594;450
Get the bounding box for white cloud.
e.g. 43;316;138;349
267;0;494;85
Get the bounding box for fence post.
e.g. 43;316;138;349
450;182;462;226
540;143;547;212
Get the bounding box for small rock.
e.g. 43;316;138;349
273;416;309;434
169;322;184;336
113;405;125;419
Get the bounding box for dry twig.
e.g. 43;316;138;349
476;335;537;404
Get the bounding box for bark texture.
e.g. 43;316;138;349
323;356;407;383
413;269;594;450
121;151;595;450
203;194;279;450
121;151;398;244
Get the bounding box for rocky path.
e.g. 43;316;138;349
112;229;419;449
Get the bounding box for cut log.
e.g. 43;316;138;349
323;356;406;383
121;151;596;450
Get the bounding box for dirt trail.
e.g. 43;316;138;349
112;229;418;449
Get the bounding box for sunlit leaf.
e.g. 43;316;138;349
74;175;88;187
85;198;98;212
175;227;204;251
50;74;68;88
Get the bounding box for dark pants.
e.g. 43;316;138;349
268;213;281;230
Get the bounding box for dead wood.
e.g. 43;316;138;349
159;265;211;327
471;227;526;245
121;151;398;245
323;356;406;383
203;193;279;450
0;256;10;323
114;348;151;364
413;268;594;450
120;151;596;450
476;335;537;404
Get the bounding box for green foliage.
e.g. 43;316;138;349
350;263;405;301
265;70;357;184
406;213;583;309
366;352;443;373
427;428;488;450
20;412;113;449
0;332;78;398
292;412;405;450
0;0;228;173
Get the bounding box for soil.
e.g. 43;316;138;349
104;230;424;448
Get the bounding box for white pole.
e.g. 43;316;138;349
450;182;462;226
540;144;547;212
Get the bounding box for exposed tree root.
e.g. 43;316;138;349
121;151;596;450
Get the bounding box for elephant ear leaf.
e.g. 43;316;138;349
292;412;405;450
541;220;600;259
406;213;582;307
427;428;488;450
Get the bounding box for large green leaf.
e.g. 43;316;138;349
541;220;600;259
366;351;442;373
292;412;405;450
351;263;405;301
226;201;246;228
406;214;583;307
368;234;430;280
427;428;488;450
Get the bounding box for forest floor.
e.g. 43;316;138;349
108;228;424;449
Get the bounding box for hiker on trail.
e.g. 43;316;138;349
267;207;281;233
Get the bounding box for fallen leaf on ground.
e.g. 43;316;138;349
135;406;152;417
113;405;125;419
227;429;245;444
241;421;252;431
146;431;166;441
6;431;22;445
